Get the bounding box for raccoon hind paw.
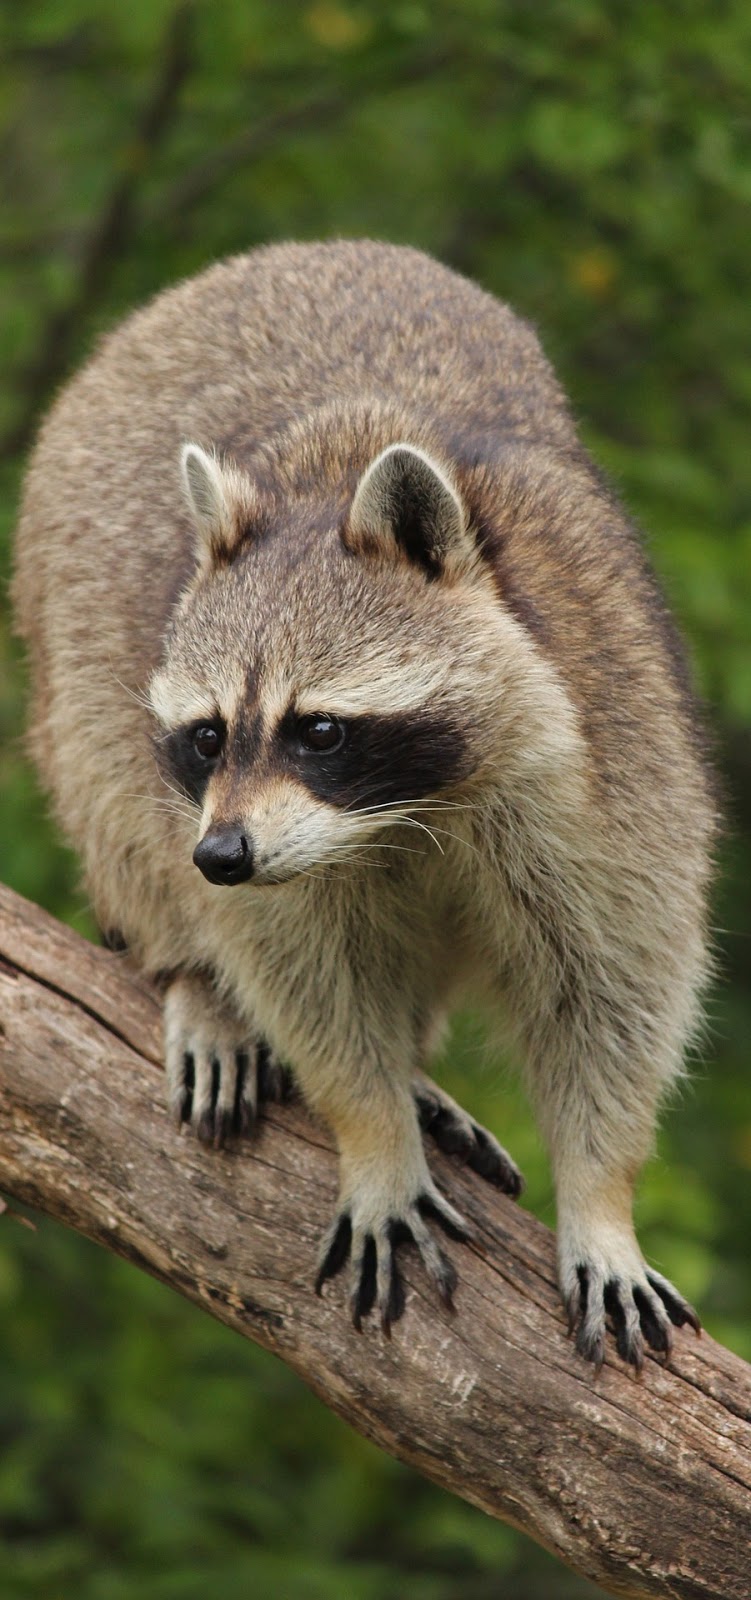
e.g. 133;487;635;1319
413;1079;524;1197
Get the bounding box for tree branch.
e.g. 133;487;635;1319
0;40;453;454
0;3;193;462
0;881;749;1599
139;47;451;234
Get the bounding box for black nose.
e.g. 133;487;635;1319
193;825;254;885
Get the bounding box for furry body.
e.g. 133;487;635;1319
14;241;714;1363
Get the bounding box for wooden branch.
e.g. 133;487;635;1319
0;883;749;1599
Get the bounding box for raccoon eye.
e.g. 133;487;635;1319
192;722;224;761
297;714;346;753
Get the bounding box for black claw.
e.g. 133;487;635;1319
646;1272;701;1333
435;1246;458;1311
213;1108;234;1150
575;1322;605;1371
633;1285;672;1356
235;1097;256;1139
101;927;128;952
232;1054;255;1137
280;1065;297;1102
604;1278;644;1370
210;1057;221;1111
499;1161;524;1199
315;1214;352;1294
414;1088;441;1133
571;1265;605;1366
467;1125;524;1196
181;1053;195;1124
630;1340;645;1374
257;1046;283;1104
466;1124;501;1176
429;1105;475;1160
174;1094;190;1127
382;1253;407;1335
576;1263;589;1313
196;1108;216;1145
417;1195;469;1242
603;1277;623;1322
382;1220;414;1334
388;1218;415;1250
351;1235;378;1331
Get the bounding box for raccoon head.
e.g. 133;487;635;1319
148;439;513;887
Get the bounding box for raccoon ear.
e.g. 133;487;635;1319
344;444;471;578
180;443;256;569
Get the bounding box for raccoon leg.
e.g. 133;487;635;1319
533;1050;701;1369
499;836;704;1368
163;972;291;1147
412;1073;524;1195
530;1006;701;1368
313;1080;472;1332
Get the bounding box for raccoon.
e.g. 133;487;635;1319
13;240;714;1367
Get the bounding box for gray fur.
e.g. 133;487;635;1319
12;240;715;1360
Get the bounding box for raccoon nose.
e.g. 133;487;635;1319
193;824;254;886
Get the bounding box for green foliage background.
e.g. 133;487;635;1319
1;3;749;1595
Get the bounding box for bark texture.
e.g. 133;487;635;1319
0;882;749;1599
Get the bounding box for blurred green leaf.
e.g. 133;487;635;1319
0;3;749;1596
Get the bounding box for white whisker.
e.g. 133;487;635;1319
383;813;444;854
345;797;479;818
116;791;196;825
106;662;154;713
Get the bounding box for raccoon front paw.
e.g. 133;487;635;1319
413;1076;524;1196
561;1247;701;1372
164;974;292;1148
315;1181;470;1334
